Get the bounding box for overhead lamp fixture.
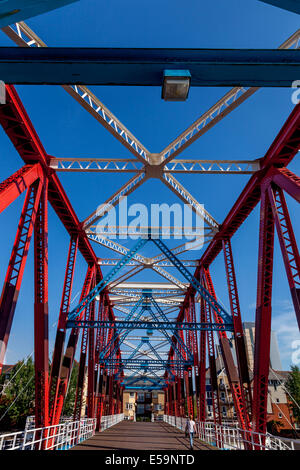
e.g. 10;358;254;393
162;70;191;101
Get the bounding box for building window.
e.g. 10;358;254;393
152;392;158;399
278;413;282;419
130;392;135;398
222;406;226;415
155;404;162;411
137;393;144;402
276;398;280;403
137;405;144;414
221;392;225;400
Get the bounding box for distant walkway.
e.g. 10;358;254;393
71;421;216;451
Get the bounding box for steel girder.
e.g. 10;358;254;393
1;47;300;87
168;104;300;435
0;84;118;426
34;179;49;429
268;185;300;329
50;157;260;174
0;179;43;373
3;22;300;174
222;238;252;415
252;188;275;438
0;164;43;214
49;235;78;425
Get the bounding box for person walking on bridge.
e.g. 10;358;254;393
187;415;196;450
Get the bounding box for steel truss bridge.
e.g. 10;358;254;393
0;0;299;451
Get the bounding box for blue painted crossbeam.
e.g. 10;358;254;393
1;48;300;86
123;386;164;390
66;320;234;332
104;359;189;366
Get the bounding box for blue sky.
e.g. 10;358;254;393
0;0;299;370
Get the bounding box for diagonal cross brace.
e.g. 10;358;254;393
68;237;148;320
151;238;232;324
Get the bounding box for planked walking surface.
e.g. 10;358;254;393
71;421;216;451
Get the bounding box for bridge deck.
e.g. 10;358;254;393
71;421;216;451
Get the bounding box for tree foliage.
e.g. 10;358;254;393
0;357;35;430
62;361;79;417
285;365;300;424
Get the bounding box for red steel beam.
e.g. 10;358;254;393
170;103;300;354
199;102;300;270
268;185;300;329
252;187;275;437
272;167;300;204
34;180;49;429
0;164;43;214
0;85;104;272
0;180;43;373
49;235;78;425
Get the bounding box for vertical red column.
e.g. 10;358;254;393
268;185;300;329
49;235;78;424
204;268;250;431
0;180;43;373
222;238;252;416
74;282;96;421
87;299;95;418
199;296;207;422
54;264;94;424
34;179;49;428
253;187;275;437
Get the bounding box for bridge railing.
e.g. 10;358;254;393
100;413;124;431
163;415;294;451
0;418;96;450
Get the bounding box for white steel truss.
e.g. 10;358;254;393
50;157;260;174
2;23;150;164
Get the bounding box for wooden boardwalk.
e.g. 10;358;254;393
71;421;216;451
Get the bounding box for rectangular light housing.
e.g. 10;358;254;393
162;70;191;101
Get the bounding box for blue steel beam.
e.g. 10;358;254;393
66;320;234;332
259;1;300;14
104;359;190;367
0;1;78;28
124;386;164;390
99;297;146;360
147;298;193;361
0;48;300;86
121;376;164;387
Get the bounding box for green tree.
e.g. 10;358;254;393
0;357;35;430
285;365;300;425
62;361;79;417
